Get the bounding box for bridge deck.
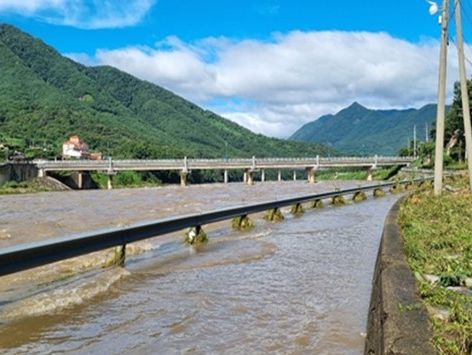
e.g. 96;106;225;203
34;156;413;172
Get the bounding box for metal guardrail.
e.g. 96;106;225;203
0;178;431;277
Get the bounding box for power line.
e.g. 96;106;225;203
449;36;472;67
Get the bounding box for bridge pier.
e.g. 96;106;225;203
180;171;189;187
278;170;282;182
38;168;45;178
77;172;84;190
245;169;254;185
107;174;113;190
261;169;265;182
224;169;229;184
367;167;374;181
306;167;317;184
293;170;297;181
106;168;116;190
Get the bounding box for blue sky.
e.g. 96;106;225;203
0;0;450;53
0;0;469;136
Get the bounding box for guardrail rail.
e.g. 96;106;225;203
0;177;432;277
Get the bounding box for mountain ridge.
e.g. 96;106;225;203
0;23;335;159
290;102;438;155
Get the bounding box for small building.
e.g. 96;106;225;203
62;135;89;159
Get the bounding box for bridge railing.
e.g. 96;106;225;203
34;156;415;171
0;177;431;277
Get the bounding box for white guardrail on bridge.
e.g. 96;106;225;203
33;156;414;172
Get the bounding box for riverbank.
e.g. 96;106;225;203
0;177;70;195
0;167;394;194
399;174;472;354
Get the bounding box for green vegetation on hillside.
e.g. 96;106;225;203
290;102;437;156
399;79;472;167
399;176;472;354
0;23;335;160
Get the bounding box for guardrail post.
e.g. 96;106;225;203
185;225;207;245
404;181;415;190
390;182;403;194
264;208;284;221
278;170;282;182
331;195;346;206
353;191;367;202
310;199;324;208
373;188;385;198
104;244;126;268
232;214;254;230
290;202;305;215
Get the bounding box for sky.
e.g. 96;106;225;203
1;0;471;137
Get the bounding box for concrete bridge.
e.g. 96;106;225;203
34;156;413;189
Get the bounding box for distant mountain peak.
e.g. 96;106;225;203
349;101;365;108
290;102;438;155
344;101;368;112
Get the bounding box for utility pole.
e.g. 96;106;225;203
414;125;417;158
455;0;472;192
434;0;449;196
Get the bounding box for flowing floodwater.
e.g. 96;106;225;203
0;181;400;354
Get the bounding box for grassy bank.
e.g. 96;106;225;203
399;175;472;354
0;179;57;194
317;167;392;181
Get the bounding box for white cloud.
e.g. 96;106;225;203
0;0;65;13
0;0;154;29
71;31;461;137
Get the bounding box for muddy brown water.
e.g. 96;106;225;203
0;181;400;354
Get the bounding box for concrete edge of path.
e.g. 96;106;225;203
364;197;436;354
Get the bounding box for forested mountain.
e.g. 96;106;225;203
0;24;334;159
290;102;438;155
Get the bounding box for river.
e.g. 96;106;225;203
0;181;400;354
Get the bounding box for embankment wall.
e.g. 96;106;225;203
365;198;436;354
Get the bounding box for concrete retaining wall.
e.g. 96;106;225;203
365;198;436;354
0;163;38;185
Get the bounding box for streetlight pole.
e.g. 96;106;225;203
434;0;449;196
455;0;472;192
